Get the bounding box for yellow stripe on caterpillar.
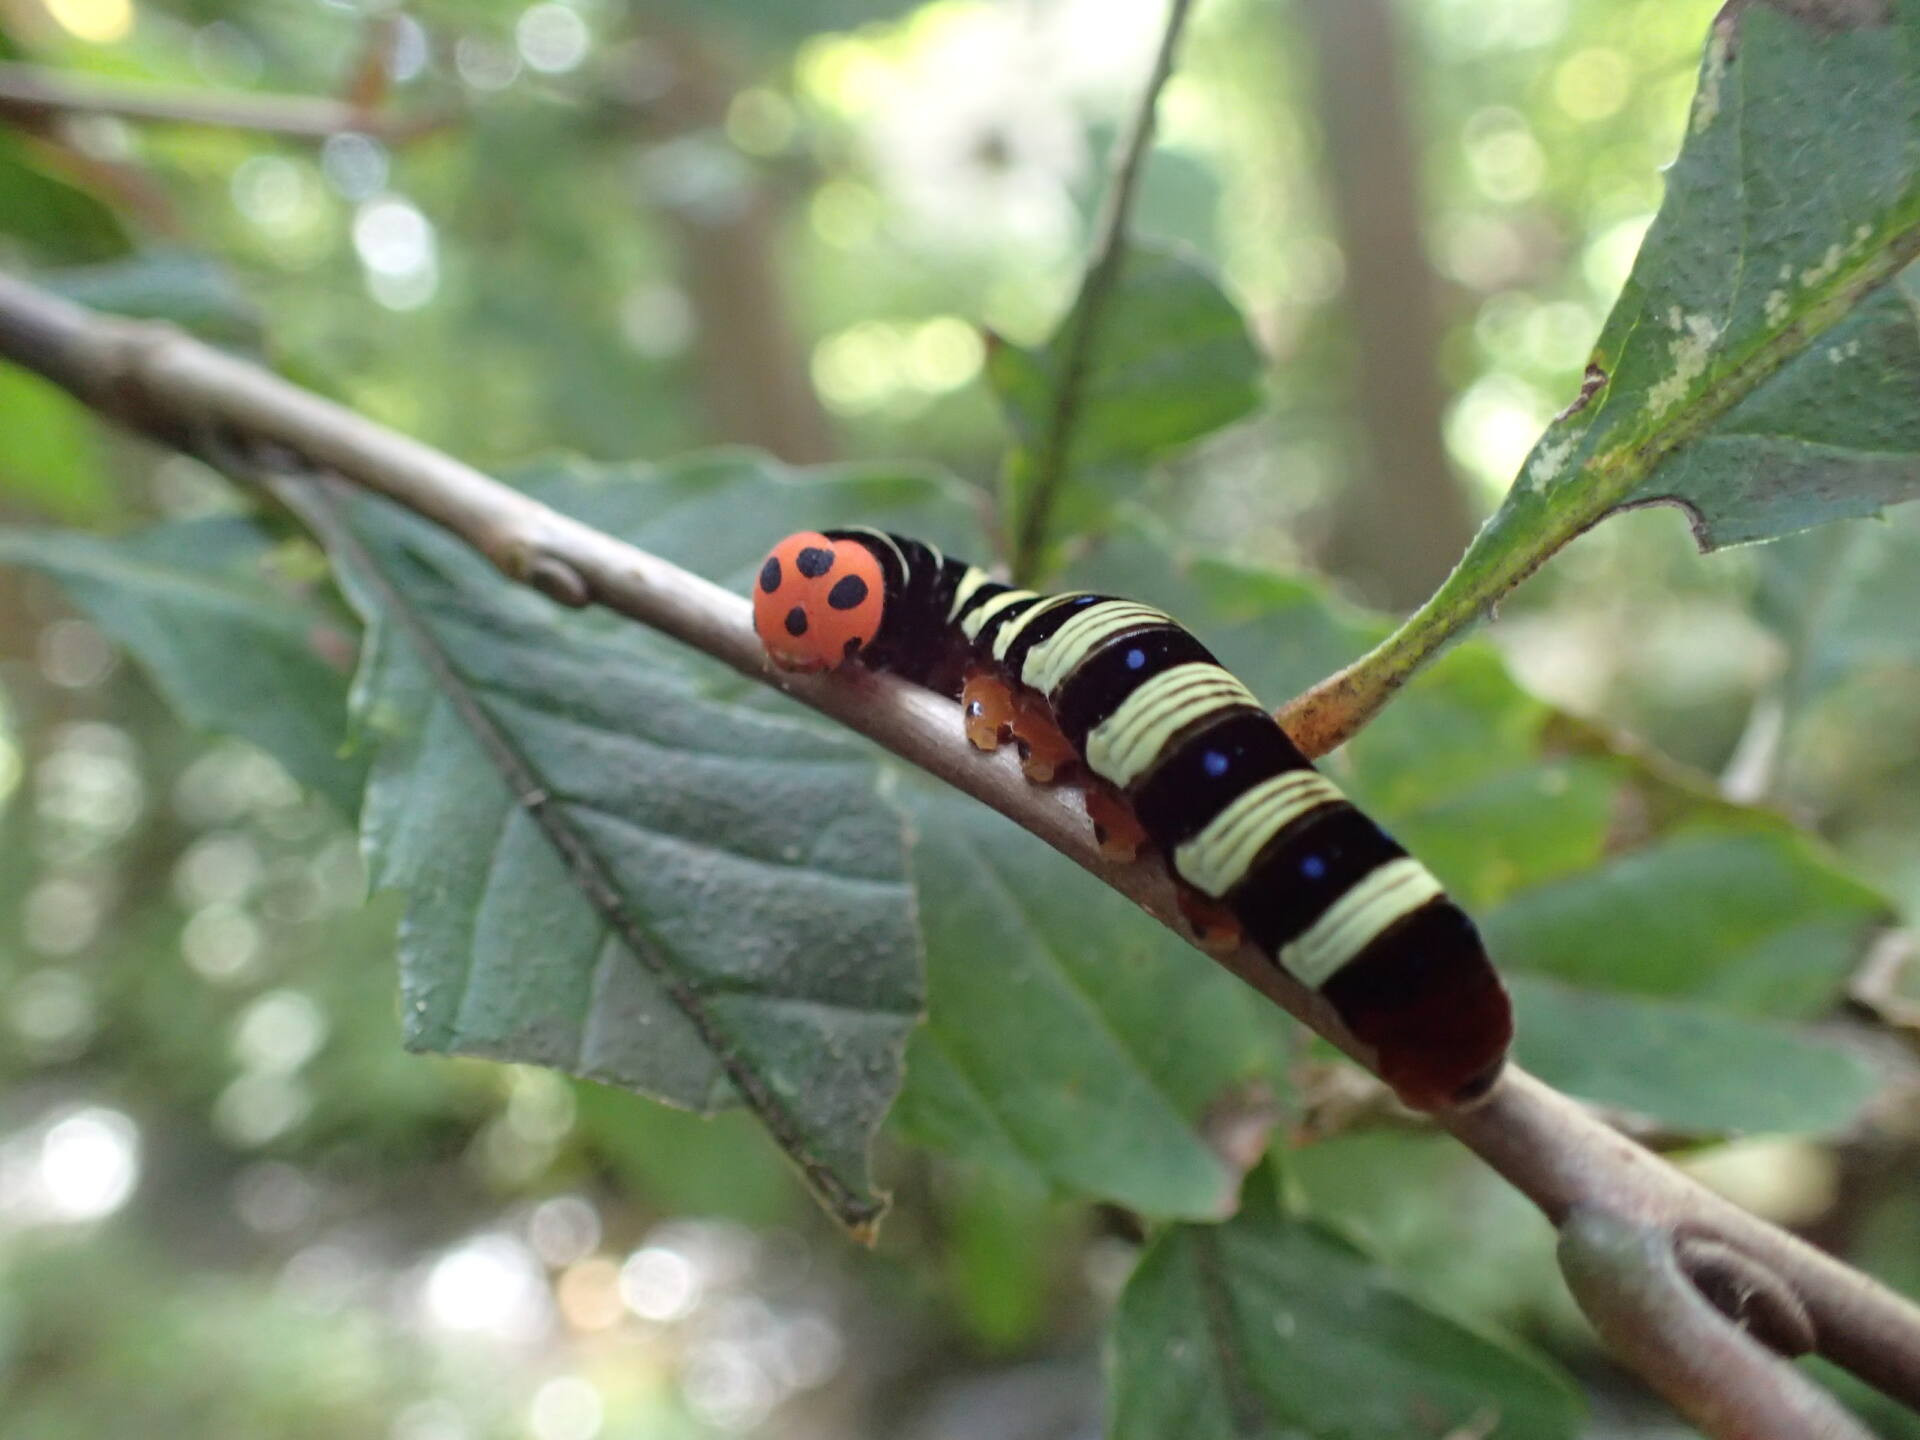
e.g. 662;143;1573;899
960;588;1040;641
947;566;994;623
1281;859;1443;988
991;591;1092;662
1021;602;1168;695
1173;770;1345;899
1085;663;1259;788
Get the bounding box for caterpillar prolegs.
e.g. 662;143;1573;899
752;527;1513;1111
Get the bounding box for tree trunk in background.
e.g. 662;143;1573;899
632;28;835;466
1297;0;1474;610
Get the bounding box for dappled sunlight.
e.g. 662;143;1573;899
0;1104;140;1226
3;0;1916;1433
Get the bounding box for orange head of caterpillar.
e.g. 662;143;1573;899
752;531;887;672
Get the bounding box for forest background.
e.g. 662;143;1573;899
2;0;1919;1436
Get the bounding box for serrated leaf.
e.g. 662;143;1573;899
889;786;1287;1219
994;241;1262;576
1398;4;1920;695
336;469;937;1230
1629;277;1920;546
1111;1175;1582;1440
1744;510;1920;812
1512;976;1878;1135
1541;2;1920;543
0;515;363;814
332;456;983;1236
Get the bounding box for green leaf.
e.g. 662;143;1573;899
1515;3;1920;547
1631;278;1920;547
1287;1133;1560;1328
0;516;364;814
890;786;1288;1220
568;1082;803;1228
0;365;112;523
1338;4;1920;722
1111;1176;1582;1440
938;1165;1066;1349
0;130;129;265
1511;976;1879;1135
341;491;921;1230
1483;828;1889;1017
42;248;263;346
1752;516;1920;693
994;241;1262;577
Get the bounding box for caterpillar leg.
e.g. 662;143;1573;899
1176;886;1244;958
1010;691;1078;784
961;666;1016;752
1084;785;1150;863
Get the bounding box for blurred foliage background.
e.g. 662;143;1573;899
2;0;1918;1436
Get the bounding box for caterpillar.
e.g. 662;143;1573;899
752;528;1513;1111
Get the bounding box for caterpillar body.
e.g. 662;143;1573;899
752;527;1512;1110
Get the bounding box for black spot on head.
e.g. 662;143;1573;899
785;605;810;637
843;637;863;658
759;556;782;593
827;574;869;610
796;546;834;578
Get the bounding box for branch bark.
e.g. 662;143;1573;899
0;61;456;142
2;271;1918;1434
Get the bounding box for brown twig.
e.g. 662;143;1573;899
2;272;1918;1433
1008;0;1197;584
0;61;456;142
1559;1211;1872;1439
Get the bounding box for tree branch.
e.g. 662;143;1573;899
0;61;456;142
2;271;1918;1434
1009;0;1197;584
1559;1211;1873;1440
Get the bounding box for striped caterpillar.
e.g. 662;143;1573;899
752;528;1513;1111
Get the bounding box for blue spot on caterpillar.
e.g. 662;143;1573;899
752;528;1511;1111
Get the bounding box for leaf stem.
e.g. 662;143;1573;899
1008;0;1198;585
5;272;1920;1431
1282;211;1920;758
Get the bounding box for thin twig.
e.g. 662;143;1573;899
1283;242;1920;758
1008;0;1198;585
0;61;456;142
3;273;1920;1432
